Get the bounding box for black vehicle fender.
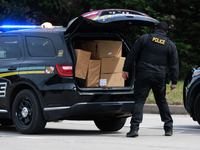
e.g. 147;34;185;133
186;78;200;117
7;78;45;119
183;68;195;108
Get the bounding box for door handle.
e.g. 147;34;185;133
8;66;17;70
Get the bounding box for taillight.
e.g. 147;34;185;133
56;64;73;77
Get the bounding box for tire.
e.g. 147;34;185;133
0;119;13;126
94;117;126;131
12;89;46;134
194;93;200;125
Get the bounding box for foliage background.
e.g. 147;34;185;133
0;0;200;79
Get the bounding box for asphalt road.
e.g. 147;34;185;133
0;114;199;150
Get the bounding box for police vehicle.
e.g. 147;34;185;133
0;9;158;134
184;67;200;124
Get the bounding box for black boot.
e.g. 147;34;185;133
165;130;173;136
126;130;138;137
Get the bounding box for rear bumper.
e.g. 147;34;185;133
43;101;134;121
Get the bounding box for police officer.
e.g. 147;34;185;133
122;21;179;137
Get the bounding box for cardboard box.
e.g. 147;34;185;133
101;57;125;74
85;60;101;87
99;73;124;87
81;40;122;59
74;49;91;79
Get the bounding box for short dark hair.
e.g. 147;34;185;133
157;21;168;32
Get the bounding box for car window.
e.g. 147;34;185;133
0;36;20;59
26;37;56;57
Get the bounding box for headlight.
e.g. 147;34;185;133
193;69;200;77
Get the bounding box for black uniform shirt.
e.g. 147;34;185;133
123;29;179;84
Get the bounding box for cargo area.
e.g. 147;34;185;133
70;33;135;90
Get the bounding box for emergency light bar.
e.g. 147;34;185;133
1;25;37;28
0;22;63;31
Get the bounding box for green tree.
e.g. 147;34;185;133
0;0;90;26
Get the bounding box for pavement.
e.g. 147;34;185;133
144;104;188;115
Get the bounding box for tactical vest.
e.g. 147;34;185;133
140;34;169;66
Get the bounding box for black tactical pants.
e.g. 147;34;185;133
130;72;173;132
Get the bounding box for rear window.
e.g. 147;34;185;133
0;36;20;59
26;37;56;57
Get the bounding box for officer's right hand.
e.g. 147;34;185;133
122;71;129;80
170;84;177;91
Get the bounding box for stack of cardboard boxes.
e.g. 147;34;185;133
75;40;125;87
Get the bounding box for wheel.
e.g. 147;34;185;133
94;117;126;131
0;119;13;126
12;89;46;134
194;93;200;125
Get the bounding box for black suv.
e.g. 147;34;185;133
0;9;158;133
184;67;200;124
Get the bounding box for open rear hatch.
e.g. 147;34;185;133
65;9;159;92
66;9;159;34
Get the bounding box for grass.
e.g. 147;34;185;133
146;81;184;105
